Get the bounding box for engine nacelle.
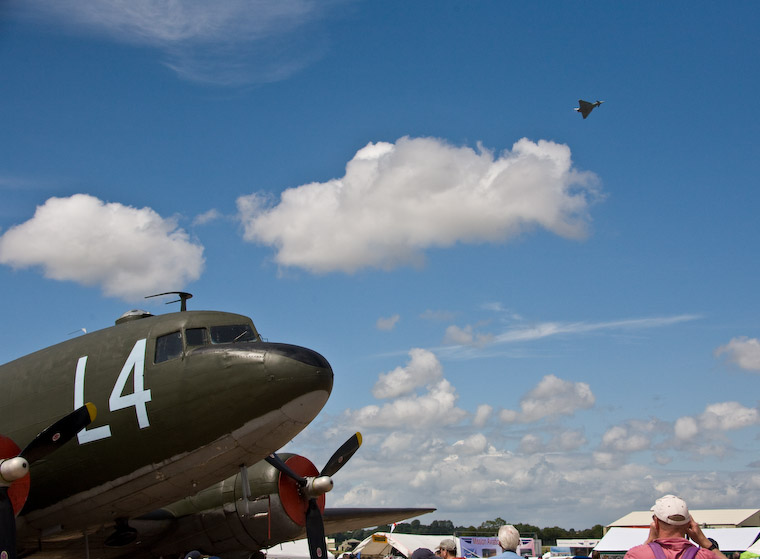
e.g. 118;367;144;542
145;453;323;558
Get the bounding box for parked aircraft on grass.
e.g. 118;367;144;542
0;293;433;559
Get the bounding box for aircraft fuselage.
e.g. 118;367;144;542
0;309;333;543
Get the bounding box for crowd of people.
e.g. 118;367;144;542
407;495;730;559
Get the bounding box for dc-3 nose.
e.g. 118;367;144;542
263;343;333;381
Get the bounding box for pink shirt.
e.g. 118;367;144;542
624;538;716;559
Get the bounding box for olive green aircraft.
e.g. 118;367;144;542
0;293;433;559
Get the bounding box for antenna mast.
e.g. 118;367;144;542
145;292;193;311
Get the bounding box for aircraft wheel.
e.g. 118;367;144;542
184;551;202;559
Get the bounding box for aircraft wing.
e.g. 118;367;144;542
577;100;593;118
322;507;436;535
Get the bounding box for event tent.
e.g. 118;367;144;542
267;539;336;559
352;533;455;558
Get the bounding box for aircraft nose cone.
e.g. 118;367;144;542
264;343;332;371
262;342;334;394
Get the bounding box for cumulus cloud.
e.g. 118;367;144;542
346;349;467;429
348;378;467;429
675;402;760;442
602;425;651;453
500;374;595;423
0;194;204;300
715;337;760;371
376;314;400;331
472;404;493;428
371;348;443;399
289;348;760;528
700;402;760;431
15;0;336;85
237;136;599;274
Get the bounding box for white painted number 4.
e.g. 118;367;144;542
75;338;152;444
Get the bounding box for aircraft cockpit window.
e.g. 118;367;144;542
186;327;208;347
155;331;182;363
210;324;258;344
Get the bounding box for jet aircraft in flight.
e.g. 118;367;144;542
0;293;433;558
574;99;604;118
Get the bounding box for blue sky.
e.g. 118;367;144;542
2;1;760;529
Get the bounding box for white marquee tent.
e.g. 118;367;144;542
352;533;455;558
266;539;336;559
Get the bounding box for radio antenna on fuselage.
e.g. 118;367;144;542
146;291;193;312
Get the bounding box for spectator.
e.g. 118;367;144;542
412;549;437;559
624;495;728;559
437;539;458;559
494;525;522;559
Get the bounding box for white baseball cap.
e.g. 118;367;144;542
651;494;691;526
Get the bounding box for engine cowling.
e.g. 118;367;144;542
146;453;323;558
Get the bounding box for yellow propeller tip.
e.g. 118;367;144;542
85;402;97;422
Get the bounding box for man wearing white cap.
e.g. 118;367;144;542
624;495;727;559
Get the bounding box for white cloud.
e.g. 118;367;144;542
452;433;489;455
237;136;599;274
16;0;336;85
518;429;587;454
348;378;467;429
371;348;443;399
700;402;760;431
443;324;494;348
192;208;222;226
602;425;651;453
347;350;467;429
472;404;493;428
291;350;760;528
376;314;400;331
674;416;699;441
672;403;759;457
495;315;701;343
715;337;760;371
0;194;204;300
500;374;595;423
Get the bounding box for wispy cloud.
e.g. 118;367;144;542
15;0;343;85
436;314;702;359
494;314;702;343
376;314;400;331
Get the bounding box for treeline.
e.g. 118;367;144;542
333;518;604;548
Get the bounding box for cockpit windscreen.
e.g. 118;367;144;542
210;324;259;343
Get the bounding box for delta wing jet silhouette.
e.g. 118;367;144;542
574;99;604;118
0;293;432;559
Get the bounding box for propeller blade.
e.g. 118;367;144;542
320;432;362;477
265;453;307;486
20;403;96;464
1;405;94;559
305;498;327;559
1;487;18;559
